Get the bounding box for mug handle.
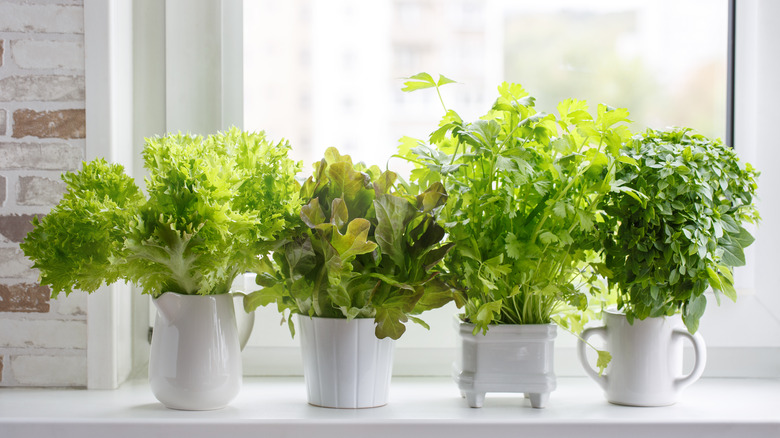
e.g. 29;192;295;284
672;328;707;391
231;291;255;351
577;326;608;390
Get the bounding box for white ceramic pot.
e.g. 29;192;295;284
453;320;557;409
149;292;252;410
577;308;707;406
298;316;395;408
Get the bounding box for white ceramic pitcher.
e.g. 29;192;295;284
577;308;707;406
149;292;253;410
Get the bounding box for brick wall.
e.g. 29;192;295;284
0;0;88;387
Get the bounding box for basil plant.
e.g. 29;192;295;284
599;128;760;333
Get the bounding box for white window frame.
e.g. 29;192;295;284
84;0;780;389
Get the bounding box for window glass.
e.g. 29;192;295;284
242;0;729;367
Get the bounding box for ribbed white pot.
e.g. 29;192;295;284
298;316;395;408
453;320;557;409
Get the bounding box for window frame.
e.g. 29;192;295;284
84;0;780;388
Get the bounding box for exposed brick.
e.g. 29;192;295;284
0;39;3;68
0;142;83;170
17;176;66;206
0;109;6;135
0;247;35;279
0;356;3;383
0;76;84;102
0;283;50;313
0;319;87;349
11;355;87;387
55;290;86;316
0;176;5;207
0;214;44;243
11;40;84;70
0;3;84;34
12;109;85;139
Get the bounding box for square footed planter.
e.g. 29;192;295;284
453;321;557;408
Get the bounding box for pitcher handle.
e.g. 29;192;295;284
577;326;608;390
231;291;255;351
672;328;707;391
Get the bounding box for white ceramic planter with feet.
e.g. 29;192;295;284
453;320;557;409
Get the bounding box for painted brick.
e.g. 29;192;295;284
0;109;6;135
0;142;83;170
12;109;85;139
0;176;5;207
0;283;50;313
11;355;87;387
0;214;43;243
0;3;84;34
17;176;66;206
0;319;87;349
0;76;85;102
54;290;86;316
11;40;84;70
0;247;35;279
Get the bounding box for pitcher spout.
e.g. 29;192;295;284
153;292;184;325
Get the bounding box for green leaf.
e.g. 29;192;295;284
244;284;284;312
330;218;378;260
719;238;747;267
505;232;522;260
596;350;612;376
683;294;707;334
401;72;437;92
437;74;457;87
415;181;448;213
375;307;408;340
374;194;417;268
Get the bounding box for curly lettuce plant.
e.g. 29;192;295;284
399;74;637;345
21;128;302;298
599;128;760;333
244;147;460;340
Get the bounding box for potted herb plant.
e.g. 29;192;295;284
244;147;460;408
578;128;760;406
21;128;302;410
399;74;624;408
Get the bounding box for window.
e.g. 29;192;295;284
240;0;778;378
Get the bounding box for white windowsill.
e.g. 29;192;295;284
1;377;778;438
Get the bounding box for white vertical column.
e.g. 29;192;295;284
84;0;135;390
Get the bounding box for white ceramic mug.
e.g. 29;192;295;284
577;309;707;406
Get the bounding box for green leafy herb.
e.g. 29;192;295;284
600;128;760;333
21;128;302;298
244;147;461;340
399;74;631;338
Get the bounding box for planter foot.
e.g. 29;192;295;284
528;392;548;409
465;391;485;408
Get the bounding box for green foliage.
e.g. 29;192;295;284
21;128;302;298
600;128;760;333
245;147;460;340
21;159;144;298
399;74;632;335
